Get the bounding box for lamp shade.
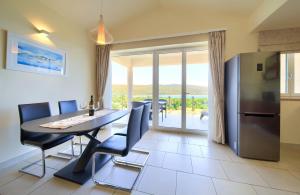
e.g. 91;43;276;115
96;15;113;45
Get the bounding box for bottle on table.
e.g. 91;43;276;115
88;95;95;116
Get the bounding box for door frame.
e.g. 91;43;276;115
110;45;208;133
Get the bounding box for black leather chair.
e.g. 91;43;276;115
143;98;165;121
92;106;147;191
18;102;74;177
132;101;151;137
58;100;78;114
58;100;83;155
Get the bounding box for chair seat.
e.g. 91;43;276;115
96;134;128;156
23;134;74;150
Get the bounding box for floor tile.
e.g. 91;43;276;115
137;150;165;167
191;157;227;179
213;178;256;195
114;189;150;195
176;172;216;195
0;161;29;187
188;136;208;146
154;141;178;153
72;180;114;195
0;165;55;195
168;134;189;144
221;161;268;186
201;146;231;161
163;153;193;173
290;170;300;179
255;166;300;193
93;161;141;190
29;177;78;195
253;186;298;195
177;143;203;156
137;166;176;195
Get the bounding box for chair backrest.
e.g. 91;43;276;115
126;106;143;151
140;102;151;137
132;101;151;138
58;100;78;114
18;102;51;143
131;101;144;109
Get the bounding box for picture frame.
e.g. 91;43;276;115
6;32;66;76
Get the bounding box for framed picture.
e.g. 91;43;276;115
6;32;66;76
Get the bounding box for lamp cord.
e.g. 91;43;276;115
100;0;103;15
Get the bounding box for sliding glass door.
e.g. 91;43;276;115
157;52;182;129
153;49;209;132
185;50;209;131
111;47;209;132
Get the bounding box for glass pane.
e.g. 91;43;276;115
158;52;182;128
132;54;153;126
186;50;209;131
111;56;128;110
280;54;288;94
294;53;300;93
132;54;153;101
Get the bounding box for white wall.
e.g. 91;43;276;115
0;0;95;163
110;6;258;60
281;100;300;144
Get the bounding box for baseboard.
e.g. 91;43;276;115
281;142;300;149
0;148;39;171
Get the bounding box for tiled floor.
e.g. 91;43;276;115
1;129;300;195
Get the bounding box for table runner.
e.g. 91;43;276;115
40;109;116;129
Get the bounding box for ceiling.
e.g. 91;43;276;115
39;0;159;30
39;0;263;31
256;0;300;31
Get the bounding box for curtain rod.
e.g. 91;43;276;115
112;28;227;44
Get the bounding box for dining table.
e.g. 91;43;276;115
21;109;128;185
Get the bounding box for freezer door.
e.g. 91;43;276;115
239;52;280;114
239;112;280;161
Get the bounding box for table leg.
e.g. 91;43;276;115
54;129;111;184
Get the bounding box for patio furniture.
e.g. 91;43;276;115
143;99;167;122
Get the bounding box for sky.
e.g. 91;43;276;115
111;61;209;86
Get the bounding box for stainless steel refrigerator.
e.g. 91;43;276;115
225;52;280;161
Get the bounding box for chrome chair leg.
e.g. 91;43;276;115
79;136;83;154
20;148;73;178
113;149;150;167
19;150;46;178
57;139;79;158
92;152;143;192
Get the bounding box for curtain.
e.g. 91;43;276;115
208;31;226;144
259;27;300;52
96;44;111;109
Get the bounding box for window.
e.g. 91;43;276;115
111;57;128;110
281;53;300;97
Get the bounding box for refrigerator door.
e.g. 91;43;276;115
239;52;280;114
225;55;239;153
239;112;280;161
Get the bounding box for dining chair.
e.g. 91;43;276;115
159;99;167;121
144;98;165;121
18;102;75;177
132;101;151;137
92;106;149;191
58;100;83;155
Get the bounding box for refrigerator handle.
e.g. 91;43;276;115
243;112;277;118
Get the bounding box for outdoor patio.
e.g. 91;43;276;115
112;110;209;131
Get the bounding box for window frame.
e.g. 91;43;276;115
280;52;300;99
